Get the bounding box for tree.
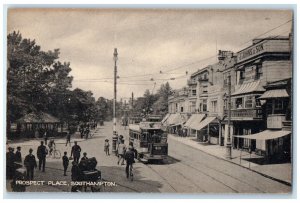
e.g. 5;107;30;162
7;31;74;126
152;82;172;115
7;31;60;123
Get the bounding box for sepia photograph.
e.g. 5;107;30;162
5;7;294;194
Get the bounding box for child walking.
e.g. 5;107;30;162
62;151;69;176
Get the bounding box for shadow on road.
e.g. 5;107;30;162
243;157;291;165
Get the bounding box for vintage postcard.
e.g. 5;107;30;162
5;7;293;194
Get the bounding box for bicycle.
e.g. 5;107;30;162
47;146;61;159
129;164;133;181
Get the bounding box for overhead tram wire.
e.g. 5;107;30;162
73;18;292;83
239;19;292;46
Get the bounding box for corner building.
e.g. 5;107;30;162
227;36;292;151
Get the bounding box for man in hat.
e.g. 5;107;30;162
124;145;135;178
15;146;22;163
6;147;15;179
71;141;81;164
24;148;37;180
37;141;48;172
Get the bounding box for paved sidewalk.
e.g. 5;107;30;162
169;134;292;185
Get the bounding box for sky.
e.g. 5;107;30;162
7;8;292;101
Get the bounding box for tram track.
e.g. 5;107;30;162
164;156;239;193
148;161;207;193
168;148;269;193
145;164;178;192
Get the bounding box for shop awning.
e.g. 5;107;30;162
259;89;289;99
192;116;216;131
165;114;185;126
234;130;291;140
185;114;205;128
232;81;265;96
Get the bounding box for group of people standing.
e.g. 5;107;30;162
6;137;87;182
79;123;97;139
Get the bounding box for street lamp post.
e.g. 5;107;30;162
226;75;232;159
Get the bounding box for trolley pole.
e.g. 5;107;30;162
226;75;232;159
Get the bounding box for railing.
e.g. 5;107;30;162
187;79;197;85
224;108;263;119
282;120;292;131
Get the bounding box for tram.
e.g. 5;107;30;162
129;121;168;162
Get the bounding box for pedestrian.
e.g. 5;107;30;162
15;146;22;163
124;145;135;179
37;141;48;172
71;141;81;164
6;147;15;179
66;132;71;147
62;151;69;176
129;141;138;159
104;139;110;156
85;127;90;139
43;130;48;145
70;161;83;192
24;148;37;180
71;161;82;181
117;139;126;165
80;152;88;162
48;139;56;156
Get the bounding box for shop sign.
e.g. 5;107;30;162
237;43;264;62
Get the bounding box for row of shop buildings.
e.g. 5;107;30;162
162;35;293;160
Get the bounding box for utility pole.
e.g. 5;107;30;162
112;48;118;155
113;48;118;134
226;74;232;159
131;92;134;109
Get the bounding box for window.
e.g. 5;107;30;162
240;71;245;79
245;96;253;108
203;86;208;93
255;65;263;79
181;106;184;112
255;96;261;107
203;99;207;112
224;74;228;85
192;89;197;96
274;99;284;110
190;101;196;113
211;100;218;112
235;98;244;109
